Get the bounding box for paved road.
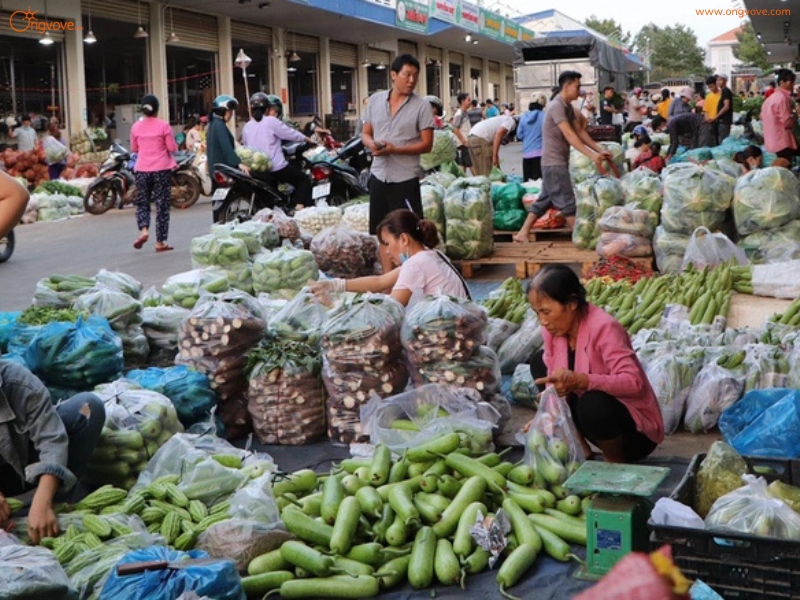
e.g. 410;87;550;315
0;143;525;311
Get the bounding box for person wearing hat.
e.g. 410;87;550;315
624;124;649;168
668;87;694;119
714;75;734;143
623;88;644;133
130;94;178;252
207;95;251;221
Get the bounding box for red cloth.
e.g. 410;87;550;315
574;552;676;600
541;304;665;444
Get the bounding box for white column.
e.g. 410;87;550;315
319;37;332;120
356;45;368;119
441;49;450;105
416;44;427;97
64;26;88;135
217;16;235;135
148;2;169;122
482;57;491;101
273;28;290;115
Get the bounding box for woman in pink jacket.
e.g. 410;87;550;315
131;94;177;252
527;265;664;463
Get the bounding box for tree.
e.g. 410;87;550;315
632;24;710;82
733;22;770;71
585;15;631;46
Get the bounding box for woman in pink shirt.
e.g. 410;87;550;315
528;265;664;463
131;94;177;252
310;209;468;307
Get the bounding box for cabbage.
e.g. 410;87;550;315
444;177;493;260
706;159;744;180
620;168;662;226
660;164;734;234
653;225;690;274
422;171;457;191
737;220;800;264
569;142;624;183
420;129;458;171
733;167;800;236
236;146;272;172
573;176;625;250
421;182;446;241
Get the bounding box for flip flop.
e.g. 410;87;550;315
155;245;174;253
133;234;149;249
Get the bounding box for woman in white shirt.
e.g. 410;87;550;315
311;209;469;307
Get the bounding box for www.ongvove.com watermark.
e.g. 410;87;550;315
9;6;83;34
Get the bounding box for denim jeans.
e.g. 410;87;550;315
0;392;105;496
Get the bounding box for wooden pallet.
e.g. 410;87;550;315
492;228;573;242
452;243;533;278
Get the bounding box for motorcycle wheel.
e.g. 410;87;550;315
84;181;117;215
218;190;255;224
171;172;201;209
0;230;14;263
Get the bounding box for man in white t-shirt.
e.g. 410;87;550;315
451;92;473;174
467;114;516;176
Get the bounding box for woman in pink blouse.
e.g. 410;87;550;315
528;265;664;463
131;95;177;252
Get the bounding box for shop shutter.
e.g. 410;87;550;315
330;41;357;67
170;8;218;52
471;56;482;70
398;40;416;56
230;20;272;46
489;60;500;77
289;32;320;54
1;10;66;41
426;46;442;61
366;48;390;65
448;51;464;66
84;0;150;24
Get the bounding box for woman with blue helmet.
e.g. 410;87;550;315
206;94;250;221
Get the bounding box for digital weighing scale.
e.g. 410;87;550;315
565;461;670;580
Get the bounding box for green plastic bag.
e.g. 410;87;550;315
494;209;527;231
494;183;525;212
489;166;506;183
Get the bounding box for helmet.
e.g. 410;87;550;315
141;94;159;116
632;87;642;95
212;95;239;115
424;95;443;117
265;94;283;120
531;92;548;107
632;125;648;137
249;92;270;110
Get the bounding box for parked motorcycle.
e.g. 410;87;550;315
0;229;15;263
308;140;370;206
332;135;372;191
83;142;201;215
213;141;321;223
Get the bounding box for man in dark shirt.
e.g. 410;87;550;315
715;75;734;143
653;113;704;160
467;99;483;126
598;86;618;126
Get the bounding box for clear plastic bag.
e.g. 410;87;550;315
597;205;654;238
310;223;378;279
751;259;800;299
741;343;789;392
517;386;585;486
33;274;96;308
684;361;745;434
510;363;538;409
266;288;328;346
0;544;76;600
401;294;487;366
420;182;446;241
485;317;520;351
443;177;494;260
706;475;800;540
252;207;301;241
410;345;501;398
251;245;319;296
596;232;653;258
141;305;191;350
42;135;69;164
293;200;343;235
161;268;230;309
360;383;500;455
190;234;250;269
211;220;280;255
197;519;290;574
681;226;749;271
73;285;143;330
653;226;690;274
733;167;800;236
695;441;749;518
572;176;626;250
496;310;543;374
641;346;705;435
95;269;143;299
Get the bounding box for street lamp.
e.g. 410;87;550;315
235;48;253;118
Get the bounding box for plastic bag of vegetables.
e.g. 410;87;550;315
87;381;184;489
211;220;280;255
706;475;800;540
620;169;662;226
95;269;143;299
236;145;272;172
401;294;487;366
510;363;538;409
598;205;653;238
33;274;97;308
681;226;748;271
293;201;342;235
0;311;21;353
410;345;501;398
124;365;217;429
596;232;652;258
252;207;301;241
422;171;457;191
246;340;326;445
73;286;142;331
653;226;690;274
421;182;446;241
570;142;623;182
0;543;76;600
496;309;544;374
443;177;494;260
684;360;745;433
25;316;123;390
707;158;744;180
161;268;231;309
733;166;800;236
573;176;626;250
310;223;378;279
266;287;328;346
218;262;253;295
420;129;458;171
190;234;250;269
737;220;800;264
251;245;319;296
641;345;705;434
660;164;734;234
342;203;370;233
361;383;499;455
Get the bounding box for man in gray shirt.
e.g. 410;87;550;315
10;115;37;152
514;71;611;241
361;54;434;240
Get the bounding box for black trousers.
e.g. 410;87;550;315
522;157;542;182
271;163;312;208
368;176;423;235
529;350;657;463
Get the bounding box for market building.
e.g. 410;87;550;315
0;0;533;146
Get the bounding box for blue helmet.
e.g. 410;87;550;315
632;125;648;137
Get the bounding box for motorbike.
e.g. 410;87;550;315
212;141;316;224
328;135;372;191
304;118;341;151
308;139;370;206
0;229;14;263
83;142;201;215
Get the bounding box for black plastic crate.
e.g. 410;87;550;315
650;453;800;599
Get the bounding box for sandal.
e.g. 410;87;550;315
155;245;174;253
133;234;149;249
532;209;567;230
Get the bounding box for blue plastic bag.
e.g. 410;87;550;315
719;388;800;458
7;321;44;356
124;366;217;427
0;311;21;353
24;316;124;389
99;546;244;600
